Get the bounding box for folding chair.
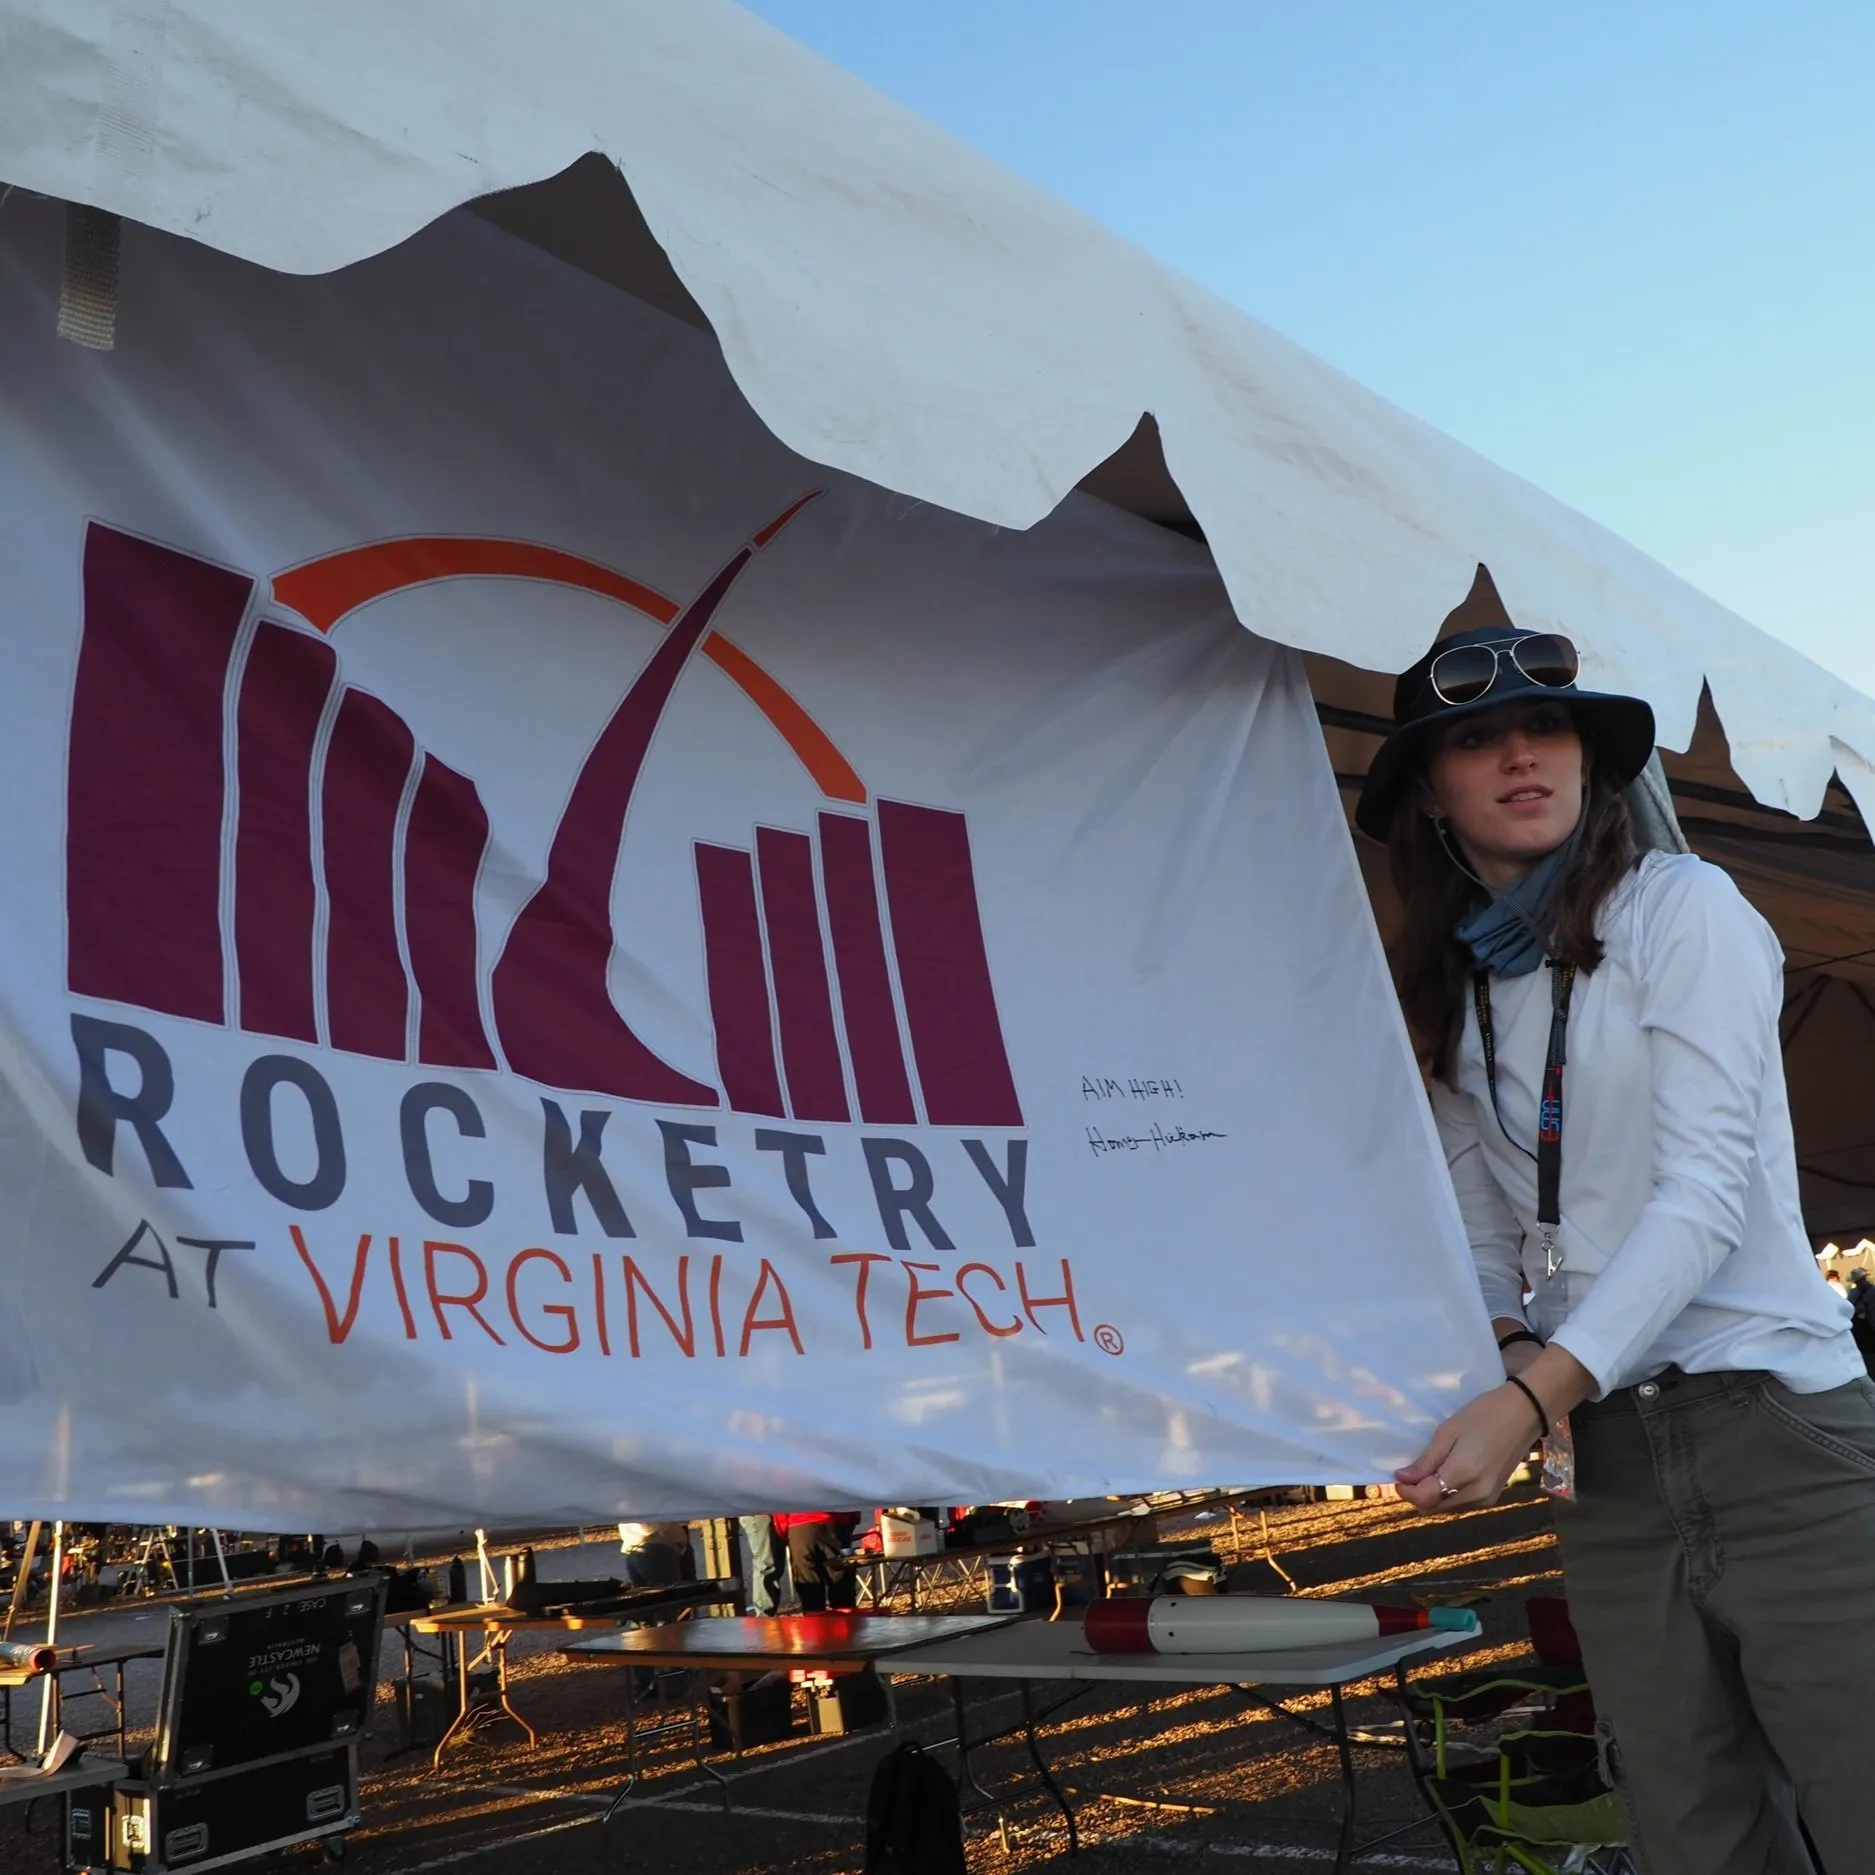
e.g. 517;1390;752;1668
1393;1663;1635;1875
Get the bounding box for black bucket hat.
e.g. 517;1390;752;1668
1354;568;1656;842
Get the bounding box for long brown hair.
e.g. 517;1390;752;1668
1387;736;1637;1087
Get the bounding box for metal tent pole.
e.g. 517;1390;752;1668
2;1521;42;1641
35;1521;63;1755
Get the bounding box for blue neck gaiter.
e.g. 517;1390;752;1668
1454;840;1574;977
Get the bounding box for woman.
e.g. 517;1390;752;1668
1357;612;1871;1874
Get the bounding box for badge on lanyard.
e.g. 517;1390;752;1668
1540;1413;1577;1502
1475;960;1579;1503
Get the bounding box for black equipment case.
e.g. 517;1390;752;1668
67;1576;385;1875
66;1745;357;1874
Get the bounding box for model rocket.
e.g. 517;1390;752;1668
1083;1595;1478;1654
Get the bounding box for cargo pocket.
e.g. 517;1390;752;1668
1756;1377;1875;1480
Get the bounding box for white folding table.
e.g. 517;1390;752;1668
890;1616;1478;1869
0;1756;128;1826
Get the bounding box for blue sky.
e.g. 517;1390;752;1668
741;3;1875;694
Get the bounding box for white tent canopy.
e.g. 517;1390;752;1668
6;0;1874;828
5;0;1875;1244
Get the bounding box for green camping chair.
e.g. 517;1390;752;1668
1393;1664;1635;1875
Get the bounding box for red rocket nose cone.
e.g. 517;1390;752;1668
1083;1597;1155;1653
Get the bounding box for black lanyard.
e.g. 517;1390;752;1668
1473;959;1577;1268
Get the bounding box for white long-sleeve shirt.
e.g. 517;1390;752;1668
1432;851;1858;1397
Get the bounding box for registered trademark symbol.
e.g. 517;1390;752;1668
1093;1323;1124;1356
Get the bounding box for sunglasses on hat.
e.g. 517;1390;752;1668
1426;633;1580;708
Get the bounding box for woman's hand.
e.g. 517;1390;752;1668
1396;1342;1596;1513
1394;1386;1539;1511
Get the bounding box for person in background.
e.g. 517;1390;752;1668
1825;1270;1845;1293
615;1520;693;1702
1364;611;1875;1874
1848;1268;1875;1374
773;1511;858;1612
617;1520;691;1589
738;1514;783;1617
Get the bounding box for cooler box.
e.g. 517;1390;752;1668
986;1555;1054;1614
879;1515;941;1558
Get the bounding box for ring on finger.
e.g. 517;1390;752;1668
1436;1476;1460;1499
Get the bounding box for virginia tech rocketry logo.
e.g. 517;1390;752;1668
64;501;1108;1364
65;498;1022;1128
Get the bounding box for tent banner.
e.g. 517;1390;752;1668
0;199;1496;1527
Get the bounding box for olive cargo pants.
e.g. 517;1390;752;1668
1557;1368;1875;1874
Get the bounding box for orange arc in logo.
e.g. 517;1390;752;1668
269;534;868;805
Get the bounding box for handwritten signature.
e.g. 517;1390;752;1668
1086;1123;1226;1159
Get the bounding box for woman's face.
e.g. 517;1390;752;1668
1423;699;1585;887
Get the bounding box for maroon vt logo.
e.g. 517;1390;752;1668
65;506;1022;1126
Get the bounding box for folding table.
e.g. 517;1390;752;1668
850;1510;1151;1613
0;1755;128;1826
0;1662;40;1763
0;1646;163;1763
889;1614;1479;1869
563;1611;1014;1819
0;1756;117;1866
848;1490;1265;1614
406;1577;740;1764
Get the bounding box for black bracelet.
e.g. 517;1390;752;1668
1505;1372;1551;1440
1497;1329;1544;1352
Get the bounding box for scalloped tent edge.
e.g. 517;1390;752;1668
1;0;1870;835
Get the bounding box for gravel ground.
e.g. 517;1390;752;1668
0;1490;1562;1875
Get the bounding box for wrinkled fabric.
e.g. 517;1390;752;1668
0;198;1497;1527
